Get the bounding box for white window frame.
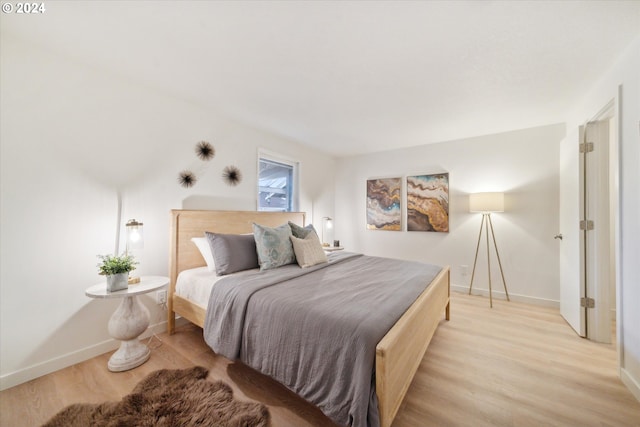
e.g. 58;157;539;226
257;149;300;212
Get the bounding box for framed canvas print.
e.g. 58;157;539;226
407;173;449;232
366;177;401;231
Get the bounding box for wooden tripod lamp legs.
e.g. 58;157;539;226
468;213;510;307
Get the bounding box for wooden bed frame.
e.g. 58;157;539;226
167;209;450;427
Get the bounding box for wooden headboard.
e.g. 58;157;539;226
168;209;306;312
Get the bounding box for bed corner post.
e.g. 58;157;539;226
446;267;451;321
167;303;176;335
167;210;179;335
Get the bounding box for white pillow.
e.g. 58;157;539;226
191;237;216;272
290;232;328;268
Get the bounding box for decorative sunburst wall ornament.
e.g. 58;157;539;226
178;170;197;188
222;165;242;186
195;141;215;161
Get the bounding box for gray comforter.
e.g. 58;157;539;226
204;252;442;427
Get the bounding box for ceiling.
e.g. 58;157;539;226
2;1;639;157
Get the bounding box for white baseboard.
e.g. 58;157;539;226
0;317;189;391
621;367;640;403
451;284;560;308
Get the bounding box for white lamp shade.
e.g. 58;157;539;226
469;192;504;213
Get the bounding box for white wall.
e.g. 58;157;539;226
0;34;335;390
334;124;565;305
564;35;640;401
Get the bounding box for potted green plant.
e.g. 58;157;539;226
97;253;139;292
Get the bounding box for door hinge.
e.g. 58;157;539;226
580;142;594;153
581;297;595;308
580;220;594;230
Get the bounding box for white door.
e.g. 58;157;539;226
559;127;584;336
559;111;614;343
583;119;612;344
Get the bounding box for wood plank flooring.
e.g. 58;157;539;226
1;292;639;427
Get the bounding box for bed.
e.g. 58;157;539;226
167;209;450;427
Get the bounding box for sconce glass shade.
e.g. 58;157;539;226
126;219;144;251
321;217;333;246
469;192;504;213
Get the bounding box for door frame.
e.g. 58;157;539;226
582;114;608;343
582;97;620;347
561;93;620;348
613;88;622;367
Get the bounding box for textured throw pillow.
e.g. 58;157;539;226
290;233;328;268
252;223;296;270
191;237;216;272
288;221;317;239
205;232;259;275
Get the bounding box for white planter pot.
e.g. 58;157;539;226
106;272;129;292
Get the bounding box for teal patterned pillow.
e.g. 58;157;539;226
253;223;296;270
288;221;317;239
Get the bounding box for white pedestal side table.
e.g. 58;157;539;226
85;276;168;372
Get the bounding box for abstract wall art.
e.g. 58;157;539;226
406;173;449;232
366;177;402;231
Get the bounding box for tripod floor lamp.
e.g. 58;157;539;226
468;192;510;307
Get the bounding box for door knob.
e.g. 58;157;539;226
554;234;563;240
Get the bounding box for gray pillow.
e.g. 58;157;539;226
288;221;317;239
253;223;296;270
205;232;259;275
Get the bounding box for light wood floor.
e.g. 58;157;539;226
2;292;639;427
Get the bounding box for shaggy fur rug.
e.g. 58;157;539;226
42;366;270;427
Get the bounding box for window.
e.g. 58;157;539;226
258;154;298;212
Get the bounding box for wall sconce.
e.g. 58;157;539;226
468;193;509;307
321;217;333;247
125;219;143;284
